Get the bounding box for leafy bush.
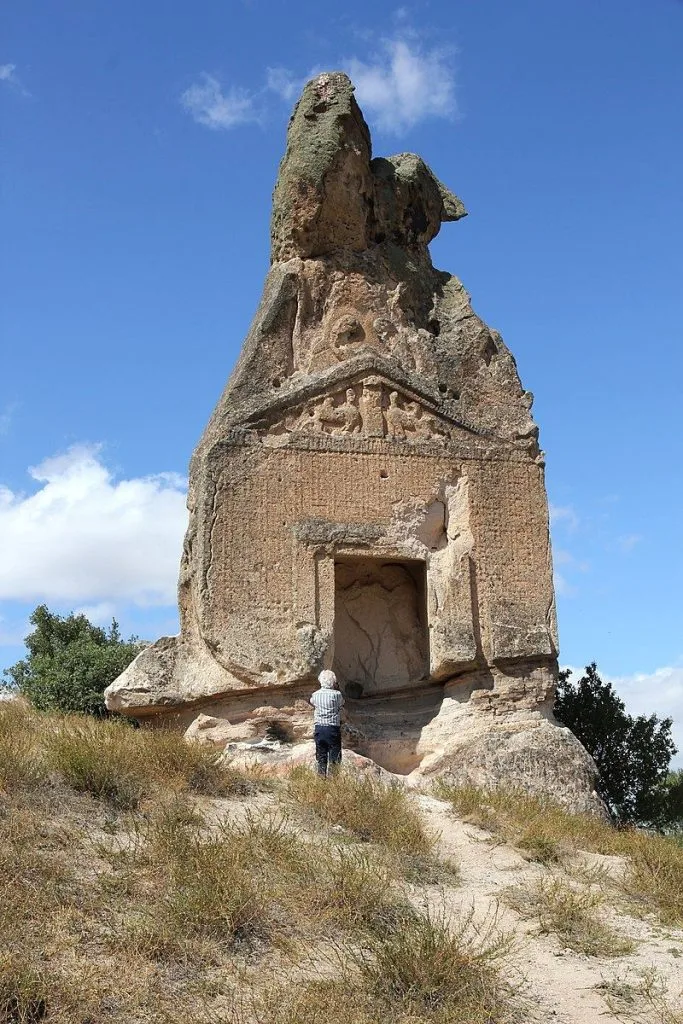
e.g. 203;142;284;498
3;605;141;716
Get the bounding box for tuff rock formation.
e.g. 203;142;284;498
105;72;602;812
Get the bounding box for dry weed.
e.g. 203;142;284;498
598;967;683;1023
503;875;634;957
227;908;517;1024
0;951;100;1024
348;906;515;1020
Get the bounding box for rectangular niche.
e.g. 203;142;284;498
333;556;429;697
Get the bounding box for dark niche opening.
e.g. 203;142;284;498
332;557;429;697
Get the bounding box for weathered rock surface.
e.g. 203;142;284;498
105;72;603;813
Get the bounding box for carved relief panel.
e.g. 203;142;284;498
271;378;454;443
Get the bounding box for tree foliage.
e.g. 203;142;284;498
555;663;678;828
3;605;140;716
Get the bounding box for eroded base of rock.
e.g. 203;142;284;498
112;641;604;815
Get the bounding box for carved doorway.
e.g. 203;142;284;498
333;557;429;697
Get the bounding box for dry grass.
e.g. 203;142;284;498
435;782;683;925
46;716;255;808
288;765;433;854
347;907;515;1021
286;766;460;886
230;909;517;1024
0;705;517;1023
0;701;47;792
503;875;634;957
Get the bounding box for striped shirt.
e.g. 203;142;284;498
310;687;344;726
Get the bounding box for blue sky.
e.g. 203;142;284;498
2;0;682;758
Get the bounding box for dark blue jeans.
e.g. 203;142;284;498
314;725;342;776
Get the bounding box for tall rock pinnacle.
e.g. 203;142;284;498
105;73;604;814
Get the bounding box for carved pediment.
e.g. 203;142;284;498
267;376;469;444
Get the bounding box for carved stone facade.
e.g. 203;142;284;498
105;73;603;812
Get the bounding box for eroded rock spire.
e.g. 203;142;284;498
105;73;603;815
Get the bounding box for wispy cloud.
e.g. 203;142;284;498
617;533;642;554
0;403;18;438
180;74;261;131
550;503;579;533
345;37;456;134
74;602;118;625
0;63;30;97
553;570;575;598
188;31;457;137
266;67;301;103
0;445;187;606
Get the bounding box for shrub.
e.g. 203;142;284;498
4;605;140;717
46;718;146;808
138;832;266;955
232;910;515;1024
45;716;257;808
143;728;256;797
0;702;46;792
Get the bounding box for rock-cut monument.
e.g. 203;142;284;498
106;72;601;811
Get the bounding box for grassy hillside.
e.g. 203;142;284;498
1;701;682;1024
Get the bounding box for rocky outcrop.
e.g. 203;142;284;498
105;72;603;814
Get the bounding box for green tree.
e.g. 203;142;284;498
3;604;141;716
662;769;683;833
555;663;677;827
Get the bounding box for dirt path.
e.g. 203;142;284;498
415;794;683;1024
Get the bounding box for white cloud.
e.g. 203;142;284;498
617;533;642;553
0;445;187;606
562;663;683;768
552;545;590;598
74;602;118;625
345;37;456;134
614;666;683;763
0;63;30;96
553;569;574;598
0;404;17;437
180;74;260;131
187;33;456;137
266;66;302;103
550;503;579;533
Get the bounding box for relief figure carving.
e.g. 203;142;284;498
298;388;362;435
282;382;452;442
